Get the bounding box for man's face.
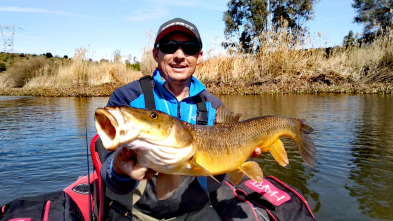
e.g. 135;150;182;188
153;32;203;85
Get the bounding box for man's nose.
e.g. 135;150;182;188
173;47;186;58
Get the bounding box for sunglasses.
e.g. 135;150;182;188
156;41;202;55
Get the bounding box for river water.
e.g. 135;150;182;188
0;94;392;220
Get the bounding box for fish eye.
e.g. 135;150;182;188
150;112;158;119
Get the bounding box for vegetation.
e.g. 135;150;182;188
0;26;392;97
0;0;392;97
0;49;142;96
196;27;393;95
353;0;393;35
223;0;319;52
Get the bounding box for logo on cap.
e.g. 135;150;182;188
162;22;195;32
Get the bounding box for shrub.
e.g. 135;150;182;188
0;63;6;72
0;57;58;87
127;62;141;71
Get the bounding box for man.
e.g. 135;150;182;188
101;18;261;220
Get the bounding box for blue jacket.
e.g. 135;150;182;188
101;68;224;219
107;69;222;124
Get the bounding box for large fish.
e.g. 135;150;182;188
94;106;316;200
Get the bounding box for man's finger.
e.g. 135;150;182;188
131;165;150;181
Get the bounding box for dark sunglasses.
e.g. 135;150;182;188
156;41;202;55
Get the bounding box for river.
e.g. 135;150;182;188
0;95;392;220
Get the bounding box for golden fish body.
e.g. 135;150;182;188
188;116;313;172
94;106;316;199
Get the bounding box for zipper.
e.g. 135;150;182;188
177;102;181;119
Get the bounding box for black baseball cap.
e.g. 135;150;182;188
154;18;202;47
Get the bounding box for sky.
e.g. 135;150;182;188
0;0;363;61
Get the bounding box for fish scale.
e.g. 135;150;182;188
186;116;303;174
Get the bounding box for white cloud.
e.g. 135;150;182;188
125;5;170;22
0;6;83;17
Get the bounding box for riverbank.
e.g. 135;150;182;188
0;80;391;97
1;29;392;96
0;83;119;97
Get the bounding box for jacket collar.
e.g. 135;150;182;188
152;68;206;100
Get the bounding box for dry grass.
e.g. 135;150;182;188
0;48;142;95
195;26;393;94
0;27;392;96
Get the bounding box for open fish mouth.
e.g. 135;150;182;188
95;107;141;151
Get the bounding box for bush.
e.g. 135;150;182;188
0;63;6;72
45;52;53;58
0;57;58;87
127;62;141;71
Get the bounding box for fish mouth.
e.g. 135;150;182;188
95;108;120;150
95;107;140;151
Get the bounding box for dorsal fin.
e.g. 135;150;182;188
214;106;242;124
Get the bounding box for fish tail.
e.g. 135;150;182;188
295;119;316;167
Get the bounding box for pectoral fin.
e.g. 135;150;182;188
269;139;289;167
190;159;220;183
156;173;182;200
239;161;263;183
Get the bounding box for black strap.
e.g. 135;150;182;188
194;94;208;125
139;76;156;110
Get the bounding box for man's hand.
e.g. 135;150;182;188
112;147;156;180
250;147;262;158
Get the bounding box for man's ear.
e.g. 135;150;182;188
197;50;203;65
153;48;159;62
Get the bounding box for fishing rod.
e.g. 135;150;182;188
85;120;94;221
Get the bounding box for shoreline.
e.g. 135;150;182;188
0;81;391;97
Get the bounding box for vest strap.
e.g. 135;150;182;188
139;75;156;109
194;94;208;125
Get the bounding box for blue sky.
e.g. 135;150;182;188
0;0;363;61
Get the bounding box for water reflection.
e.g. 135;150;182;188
0;96;108;206
0;95;392;220
219;94;393;220
348;95;393;219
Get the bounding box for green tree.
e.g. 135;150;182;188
45;52;53;58
352;0;393;35
223;0;319;53
343;30;357;47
